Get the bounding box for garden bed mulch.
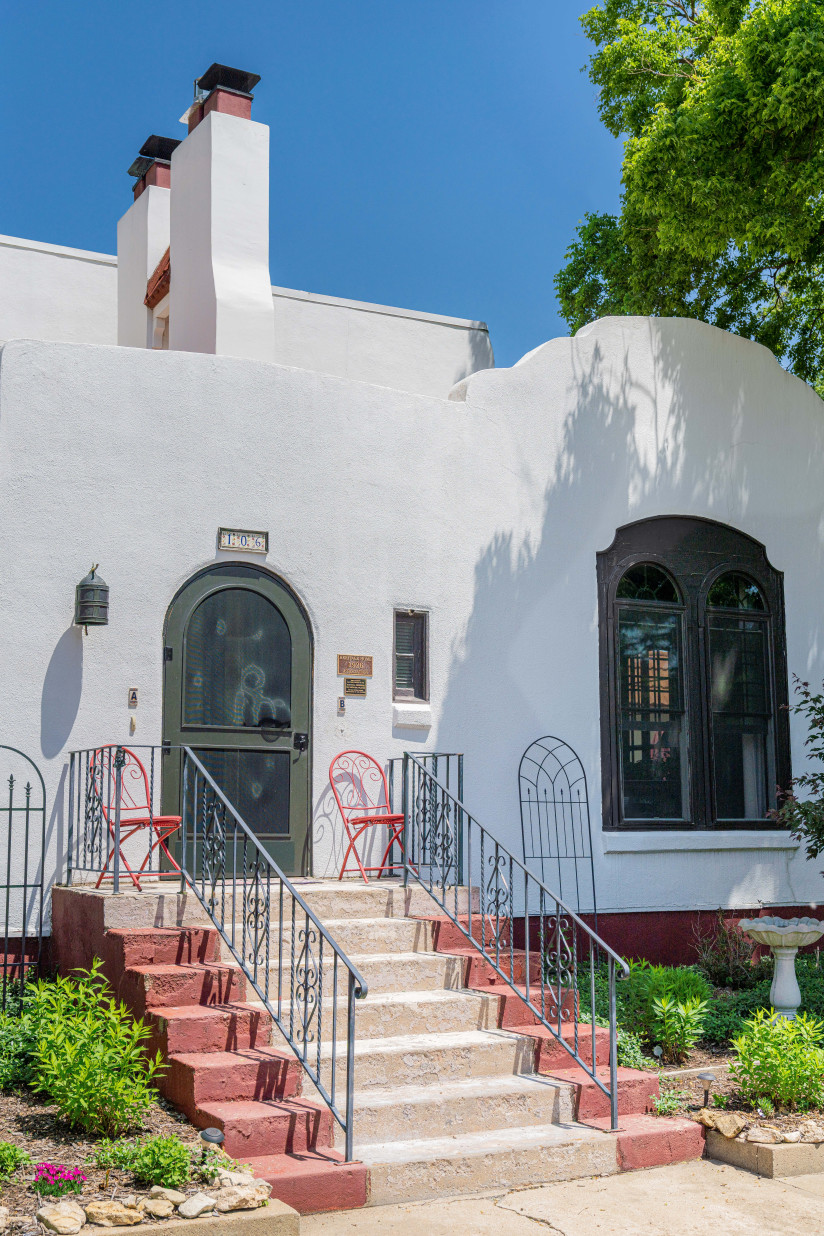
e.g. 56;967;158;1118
655;1062;824;1139
0;1088;202;1226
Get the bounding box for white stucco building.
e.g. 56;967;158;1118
2;63;822;953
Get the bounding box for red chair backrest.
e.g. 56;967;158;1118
90;747;152;824
329;751;392;826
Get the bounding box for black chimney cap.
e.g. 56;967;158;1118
196;63;261;96
138;135;182;162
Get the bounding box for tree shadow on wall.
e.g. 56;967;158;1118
434;319;824;909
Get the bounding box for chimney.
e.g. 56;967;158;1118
169;64;275;362
117;135;179;348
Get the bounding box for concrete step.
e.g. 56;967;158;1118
246;1150;367;1215
357;1121;618;1205
146;1001;273;1057
164;1048;302;1118
121;961;246;1015
469;979;577;1028
336;1073;575;1146
234;879;477;924
218;915;435;960
245;950;466;996
510;1021;611;1071
193;1096;334;1159
337;988;499;1038
588;1112;705;1170
318;1028;535;1090
105;926;220;983
546;1065;660;1121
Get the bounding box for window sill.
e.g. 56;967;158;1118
602;830;799;853
392;702;432;730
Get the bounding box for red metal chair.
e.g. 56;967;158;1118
90;747;182;890
329;751;406;884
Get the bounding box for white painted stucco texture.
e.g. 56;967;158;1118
0;315;822;914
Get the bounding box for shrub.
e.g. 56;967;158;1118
772;677;824;851
0;1142;30;1183
616;1028;647;1070
702;990;746;1045
693;909;766;989
649;994;709;1063
731;1009;824;1111
30;960;165;1137
621;962;712;1040
94;1134;192;1188
33;1163;86;1198
0;1014;35;1091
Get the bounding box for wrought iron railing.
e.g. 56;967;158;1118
401;751;628;1130
66;742;368;1159
179;747;367;1161
0;747;46;1012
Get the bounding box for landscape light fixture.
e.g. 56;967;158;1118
697;1071;717;1108
199;1127;225;1162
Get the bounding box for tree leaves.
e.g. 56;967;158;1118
556;0;824;394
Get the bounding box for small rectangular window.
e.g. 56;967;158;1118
394;610;428;701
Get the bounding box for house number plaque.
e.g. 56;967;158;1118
337;655;373;677
218;528;269;553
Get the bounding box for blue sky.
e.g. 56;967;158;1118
0;1;621;368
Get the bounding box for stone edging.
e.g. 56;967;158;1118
706;1129;824;1179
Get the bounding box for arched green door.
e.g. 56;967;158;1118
162;564;312;874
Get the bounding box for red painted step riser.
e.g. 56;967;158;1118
462;954;543;987
195;1105;335;1159
249;1161;368;1215
476;986;577;1029
106;928;221;975
146;1008;273;1057
164;1057;301;1116
616;1123;705;1170
428;918;514;952
561;1076;659;1121
533;1032;611;1071
121;965;246;1016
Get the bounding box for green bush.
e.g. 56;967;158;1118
0;1013;36;1091
693;909;769;989
616;1028;647;1070
649;994;708;1063
0;1142;30;1183
30;960;165;1137
702;990;746;1045
731;1009;824;1111
621;962;712;1041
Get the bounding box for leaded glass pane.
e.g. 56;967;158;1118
707;572;765;611
616;564;680;603
618;608;687;820
709;615;770;819
184;589;292;728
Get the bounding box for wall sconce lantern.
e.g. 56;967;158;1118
74;564;109;630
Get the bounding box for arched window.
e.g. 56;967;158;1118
597;518;790;830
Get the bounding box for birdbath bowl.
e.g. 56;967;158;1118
738;917;824;1019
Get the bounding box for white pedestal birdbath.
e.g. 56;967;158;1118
738;917;824;1019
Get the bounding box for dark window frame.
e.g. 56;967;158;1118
597;516;790;831
393;609;429;702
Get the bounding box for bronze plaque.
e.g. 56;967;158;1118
343;677;367;698
337;654;373;677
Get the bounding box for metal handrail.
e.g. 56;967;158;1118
401;751;628;1130
0;746;46;1011
179;747;368;1161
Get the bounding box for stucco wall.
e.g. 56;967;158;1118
0;236;117;348
0;316;822;917
0;233;492;397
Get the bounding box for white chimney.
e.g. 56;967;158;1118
169;65;275;362
116;137;177;348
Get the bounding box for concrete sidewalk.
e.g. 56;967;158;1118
302;1160;824;1234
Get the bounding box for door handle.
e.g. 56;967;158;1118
293;733;309;752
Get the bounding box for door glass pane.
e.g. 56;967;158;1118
618;608;687;820
709;616;770;819
194;749;290;836
184;589;292;728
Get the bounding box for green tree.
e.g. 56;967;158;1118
555;0;824;394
